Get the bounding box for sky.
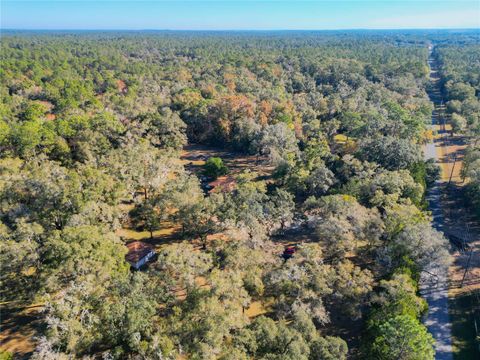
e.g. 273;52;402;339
1;0;479;30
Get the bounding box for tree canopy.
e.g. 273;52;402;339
0;30;471;359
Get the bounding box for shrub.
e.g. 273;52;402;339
203;157;228;179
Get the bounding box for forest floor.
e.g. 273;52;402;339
180;144;274;177
0;303;42;359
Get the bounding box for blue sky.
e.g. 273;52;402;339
1;1;479;30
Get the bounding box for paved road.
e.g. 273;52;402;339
421;45;453;360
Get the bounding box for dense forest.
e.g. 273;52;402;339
0;30;478;359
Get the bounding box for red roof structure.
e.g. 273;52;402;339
125;241;154;265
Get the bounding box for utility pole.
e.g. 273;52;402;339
448;154;457;186
460;224;472;288
460;250;473;288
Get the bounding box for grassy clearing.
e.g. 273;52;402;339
450;291;480;360
117;226;177;242
181;144;273;178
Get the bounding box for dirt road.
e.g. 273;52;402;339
421;44;453;360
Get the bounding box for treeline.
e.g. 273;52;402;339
0;31;466;359
434;43;480;216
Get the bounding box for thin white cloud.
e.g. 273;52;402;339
369;8;480;28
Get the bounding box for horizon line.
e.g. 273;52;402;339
2;27;479;32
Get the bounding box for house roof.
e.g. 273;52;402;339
125;241;154;264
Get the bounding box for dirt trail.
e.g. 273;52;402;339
0;303;42;359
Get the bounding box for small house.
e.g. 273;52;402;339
126;241;155;270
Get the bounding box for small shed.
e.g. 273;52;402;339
126;241;155;270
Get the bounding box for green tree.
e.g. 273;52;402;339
370;315;435;360
0;350;13;360
129;201;162;239
386;223;451;273
138;108;187;150
252;123;299;166
203;157;228;179
310;336;347;360
21;102;48;121
266;243;334;323
0;119;11;155
235;316;310;360
358;136;421;171
43;225;129;291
